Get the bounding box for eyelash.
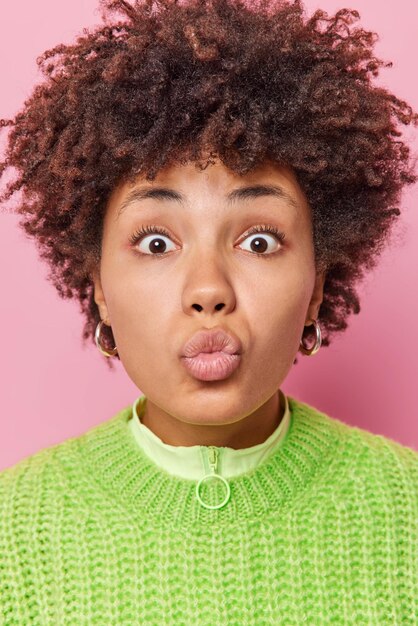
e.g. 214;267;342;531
128;223;286;258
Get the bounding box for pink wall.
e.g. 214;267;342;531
1;0;417;471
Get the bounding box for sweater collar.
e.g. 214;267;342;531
128;389;291;480
79;394;345;528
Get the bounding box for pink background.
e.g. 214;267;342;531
1;0;417;471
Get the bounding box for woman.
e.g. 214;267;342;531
1;0;417;623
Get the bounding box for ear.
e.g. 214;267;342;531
305;270;326;324
91;267;110;325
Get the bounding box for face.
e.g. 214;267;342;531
92;157;326;447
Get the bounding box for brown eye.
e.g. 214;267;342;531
238;225;286;256
129;225;176;255
242;234;271;254
139;235;174;255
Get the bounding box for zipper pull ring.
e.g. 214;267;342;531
196;446;231;510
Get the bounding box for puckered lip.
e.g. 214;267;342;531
180;326;243;359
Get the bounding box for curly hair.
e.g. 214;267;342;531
1;0;417;370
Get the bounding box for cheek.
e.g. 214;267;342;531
245;266;312;352
108;272;184;391
101;260;178;358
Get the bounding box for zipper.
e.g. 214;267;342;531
196;446;231;510
206;446;220;474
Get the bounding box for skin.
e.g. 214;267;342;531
92;157;326;448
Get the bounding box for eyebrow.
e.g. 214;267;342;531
116;183;300;218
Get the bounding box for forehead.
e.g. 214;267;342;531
107;157;310;222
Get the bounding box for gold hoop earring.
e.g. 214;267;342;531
95;320;118;357
299;318;322;356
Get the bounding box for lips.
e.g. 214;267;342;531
180;327;243;381
180;327;243;359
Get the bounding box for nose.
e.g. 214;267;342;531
181;248;236;317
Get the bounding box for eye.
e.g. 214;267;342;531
238;224;286;257
128;223;286;257
128;225;177;256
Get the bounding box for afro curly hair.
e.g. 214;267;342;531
1;0;417;370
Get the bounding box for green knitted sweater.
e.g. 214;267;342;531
1;394;417;625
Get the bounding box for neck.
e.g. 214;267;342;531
139;389;283;448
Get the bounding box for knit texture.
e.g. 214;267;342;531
1;395;418;625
